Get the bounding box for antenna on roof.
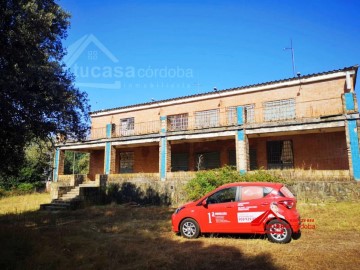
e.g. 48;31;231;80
193;82;201;92
284;38;296;77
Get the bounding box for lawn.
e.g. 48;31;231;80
0;194;359;270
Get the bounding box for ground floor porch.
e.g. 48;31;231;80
54;124;359;182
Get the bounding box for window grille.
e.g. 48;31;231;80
249;148;258;170
227;107;237;125
263;99;295;122
195;152;220;170
226;104;255;125
120;152;134;173
167;113;188;131
171;153;189;171
120;117;134;136
195;109;219;129
228;150;236;167
266;140;294;169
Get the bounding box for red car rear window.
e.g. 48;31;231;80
280;186;295;198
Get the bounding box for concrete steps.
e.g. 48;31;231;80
41;182;99;211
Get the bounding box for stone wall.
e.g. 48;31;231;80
100;172;194;205
100;172;360;206
288;181;360;202
265;169;352;182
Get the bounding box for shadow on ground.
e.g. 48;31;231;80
0;205;284;270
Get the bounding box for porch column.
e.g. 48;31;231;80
236;106;249;173
53;148;65;182
104;123;113;175
159;116;170;181
344;93;360;181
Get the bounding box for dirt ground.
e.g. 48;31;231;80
0;198;359;270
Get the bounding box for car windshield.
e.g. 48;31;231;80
280;186;295;198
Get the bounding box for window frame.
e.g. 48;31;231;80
206;187;239;205
226;104;255;125
194;109;220;129
120;117;135;136
167;113;188;131
119;151;134;173
263;98;296;122
266;140;294;169
239;186;273;201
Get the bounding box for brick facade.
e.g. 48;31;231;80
89;150;104;180
56;66;360;181
250;131;349;170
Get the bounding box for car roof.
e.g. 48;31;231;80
217;182;284;190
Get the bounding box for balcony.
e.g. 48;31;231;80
88;96;345;141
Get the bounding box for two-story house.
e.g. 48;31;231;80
53;66;360;188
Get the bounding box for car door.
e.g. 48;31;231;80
197;186;239;233
236;186;272;233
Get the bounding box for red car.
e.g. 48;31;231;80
172;182;301;243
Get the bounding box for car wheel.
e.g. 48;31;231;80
266;219;292;244
180;218;200;239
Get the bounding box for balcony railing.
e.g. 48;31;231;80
168;110;237;131
114;120;160;137
88;97;345;141
89;120;160;140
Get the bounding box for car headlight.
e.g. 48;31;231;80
174;206;185;214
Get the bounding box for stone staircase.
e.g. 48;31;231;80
40;182;99;211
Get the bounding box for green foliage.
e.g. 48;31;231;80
17;183;35;192
185;166;242;201
0;140;52;189
242;169;289;184
0;188;5;198
185;166;287;201
64;152;89;174
0;0;90;179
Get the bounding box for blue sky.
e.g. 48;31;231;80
60;0;360;112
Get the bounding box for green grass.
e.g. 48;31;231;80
0;194;359;269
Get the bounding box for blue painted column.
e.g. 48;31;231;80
53;148;60;182
159;116;168;181
345;93;360;181
345;93;355;111
236;106;248;174
104;124;112;175
347;120;360;181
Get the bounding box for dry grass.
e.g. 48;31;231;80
0;193;51;215
0;195;359;270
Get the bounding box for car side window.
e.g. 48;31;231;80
241;186;269;201
207;187;237;204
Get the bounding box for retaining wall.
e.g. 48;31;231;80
99;171;360;206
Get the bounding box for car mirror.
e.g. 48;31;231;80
202;199;208;206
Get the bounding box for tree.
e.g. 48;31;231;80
64;151;89;175
0;139;53;189
0;0;90;179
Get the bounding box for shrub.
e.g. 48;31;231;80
185;166;242;201
184;166;288;201
0;188;6;198
17;183;35;193
242;169;288;184
106;183;121;203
